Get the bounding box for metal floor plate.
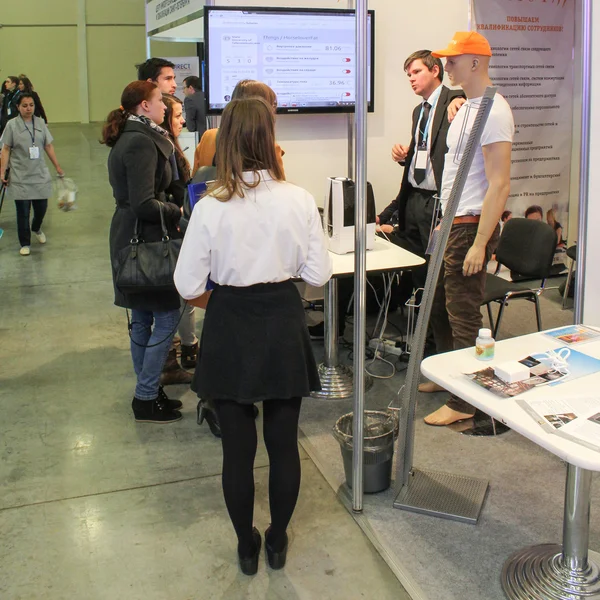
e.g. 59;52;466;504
393;467;489;524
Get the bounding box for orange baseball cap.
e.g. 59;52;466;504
432;31;492;58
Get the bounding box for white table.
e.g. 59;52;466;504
311;236;424;399
422;330;600;599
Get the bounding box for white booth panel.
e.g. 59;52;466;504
582;3;600;327
149;19;204;43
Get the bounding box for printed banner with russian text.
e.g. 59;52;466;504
472;0;574;241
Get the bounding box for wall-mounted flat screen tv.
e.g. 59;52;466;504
204;6;375;115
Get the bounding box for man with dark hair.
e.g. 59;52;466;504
376;50;464;358
525;205;543;220
136;58;177;95
136;57;193;385
182;76;207;136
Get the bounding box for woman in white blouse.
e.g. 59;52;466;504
175;97;332;575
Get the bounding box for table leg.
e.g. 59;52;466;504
311;279;372;399
501;464;600;599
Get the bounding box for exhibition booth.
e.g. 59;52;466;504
147;1;599;599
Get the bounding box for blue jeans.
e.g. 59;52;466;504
15;199;48;247
130;309;180;400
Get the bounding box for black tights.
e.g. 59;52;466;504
213;397;302;556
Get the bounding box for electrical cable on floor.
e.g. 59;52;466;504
366;273;397;379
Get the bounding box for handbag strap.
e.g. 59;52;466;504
126;301;188;348
132;202;169;243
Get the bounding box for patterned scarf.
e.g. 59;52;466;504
128;113;172;141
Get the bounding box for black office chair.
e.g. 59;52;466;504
561;244;577;310
482;218;557;338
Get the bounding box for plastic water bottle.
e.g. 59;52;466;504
475;328;495;361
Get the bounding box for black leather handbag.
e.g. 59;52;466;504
115;204;181;293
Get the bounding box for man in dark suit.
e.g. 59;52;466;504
378;50;464;292
182;76;207;138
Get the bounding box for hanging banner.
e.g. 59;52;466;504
146;0;204;37
472;0;575;242
164;56;200;99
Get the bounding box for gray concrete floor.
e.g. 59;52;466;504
0;124;410;600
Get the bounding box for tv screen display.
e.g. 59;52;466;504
204;6;375;115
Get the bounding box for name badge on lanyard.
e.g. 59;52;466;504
24;117;39;160
415;144;428;170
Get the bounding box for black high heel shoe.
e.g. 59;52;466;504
196;401;221;438
239;528;261;576
264;526;288;570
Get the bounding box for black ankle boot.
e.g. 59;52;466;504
132;397;182;423
180;341;198;369
265;526;288;570
158;385;182;410
197;400;221;438
238;528;261;576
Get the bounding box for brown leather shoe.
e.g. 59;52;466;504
160;348;193;385
418;381;446;393
160;368;193;385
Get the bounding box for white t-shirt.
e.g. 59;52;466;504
174;170;333;299
440;93;514;216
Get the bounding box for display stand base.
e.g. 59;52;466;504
501;544;600;599
393;467;489;525
310;364;373;399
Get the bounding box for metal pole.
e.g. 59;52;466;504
348;115;355;180
77;0;90;124
562;465;592;571
347;0;355;181
575;0;592;324
352;0;368;513
205;0;219;129
324;280;339;367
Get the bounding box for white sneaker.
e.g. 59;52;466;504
34;230;47;244
20;246;31;256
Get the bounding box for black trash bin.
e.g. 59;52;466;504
333;410;398;494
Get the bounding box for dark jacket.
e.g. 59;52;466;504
0;89;21;134
31;91;48;123
379;85;465;229
108;120;182;312
183;91;207;136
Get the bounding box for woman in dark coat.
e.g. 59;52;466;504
102;80;183;424
18;78;48;123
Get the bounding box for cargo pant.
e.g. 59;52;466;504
429;223;500;414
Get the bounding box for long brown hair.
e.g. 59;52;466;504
211;98;284;201
19;77;34;93
161;94;190;181
231;79;277;110
100;81;157;147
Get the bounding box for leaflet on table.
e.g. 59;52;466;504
465;347;600;399
517;396;600;453
543;325;600;345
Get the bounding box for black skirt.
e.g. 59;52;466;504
192;280;321;403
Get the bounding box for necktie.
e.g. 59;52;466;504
418;101;431;145
414;101;431;185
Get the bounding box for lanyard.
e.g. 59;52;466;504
22;116;36;145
